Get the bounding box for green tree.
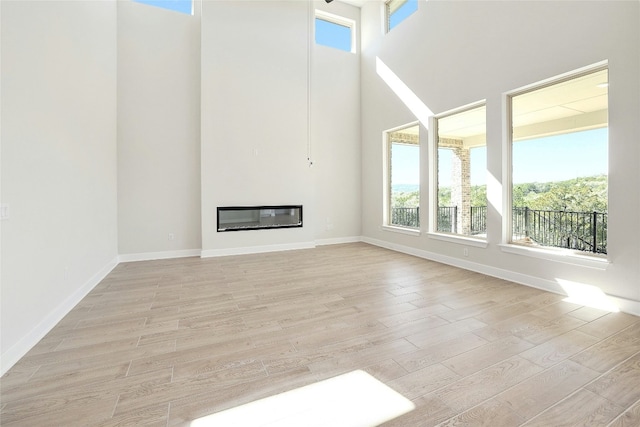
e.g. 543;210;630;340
391;191;419;208
514;175;607;212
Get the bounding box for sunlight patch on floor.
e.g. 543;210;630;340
190;370;415;427
556;278;619;312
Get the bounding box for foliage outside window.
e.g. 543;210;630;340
509;67;608;254
386;125;420;229
435;104;487;238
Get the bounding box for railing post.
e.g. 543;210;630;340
524;207;530;238
592;211;598;253
453;206;458;233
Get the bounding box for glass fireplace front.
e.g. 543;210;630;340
217;205;303;232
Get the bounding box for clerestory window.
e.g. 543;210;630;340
315;11;356;53
386;0;418;32
132;0;193;15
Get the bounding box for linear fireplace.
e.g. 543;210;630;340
217;205;303;232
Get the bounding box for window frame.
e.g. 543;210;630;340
383;121;421;235
501;61;610;267
315;10;356;54
427;101;488;247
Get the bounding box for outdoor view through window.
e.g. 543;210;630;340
510;67;608;254
436;104;487;238
387;125;420;229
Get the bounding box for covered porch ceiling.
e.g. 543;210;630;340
438;69;608;147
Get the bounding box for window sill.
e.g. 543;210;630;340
426;232;488;248
382;225;421;237
498;243;610;270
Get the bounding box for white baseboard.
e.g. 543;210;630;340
118;249;201;263
201;241;317;258
315;236;362;246
362;236;640;317
0;256;119;376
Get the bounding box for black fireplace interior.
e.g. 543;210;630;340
217;205;303;232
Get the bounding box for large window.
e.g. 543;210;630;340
385;124;420;229
509;66;608;255
315;11;355;53
386;0;418;32
434;104;487;238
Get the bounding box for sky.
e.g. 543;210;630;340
315;18;352;52
389;0;419;31
393;127;608;188
133;0;193;14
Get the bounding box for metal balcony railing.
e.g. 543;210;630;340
512;207;607;254
390;206;607;254
391;207;420;228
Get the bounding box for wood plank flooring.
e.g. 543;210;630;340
1;242;639;426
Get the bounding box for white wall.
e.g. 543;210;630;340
361;1;640;311
117;0;201;258
200;0;361;255
312;0;362;243
1;1;118;372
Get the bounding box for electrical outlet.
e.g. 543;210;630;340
463;248;469;257
0;204;9;220
168;233;175;241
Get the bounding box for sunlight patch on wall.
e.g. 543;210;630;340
556;278;619;312
487;172;502;217
376;57;433;127
190;370;415;426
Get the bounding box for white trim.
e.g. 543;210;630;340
382;225;421;236
201;241;316;258
0;256;119;376
433;99;487;121
427;115;437;232
501;91;513;243
315;236;362;246
118;249;201;263
361;236;639;316
499;243;609;270
427;232;488;248
508;60;609;98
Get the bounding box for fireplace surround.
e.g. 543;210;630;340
217;205;303;232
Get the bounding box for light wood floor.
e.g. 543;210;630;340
1;243;639;426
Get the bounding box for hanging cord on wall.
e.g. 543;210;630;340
307;0;313;167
